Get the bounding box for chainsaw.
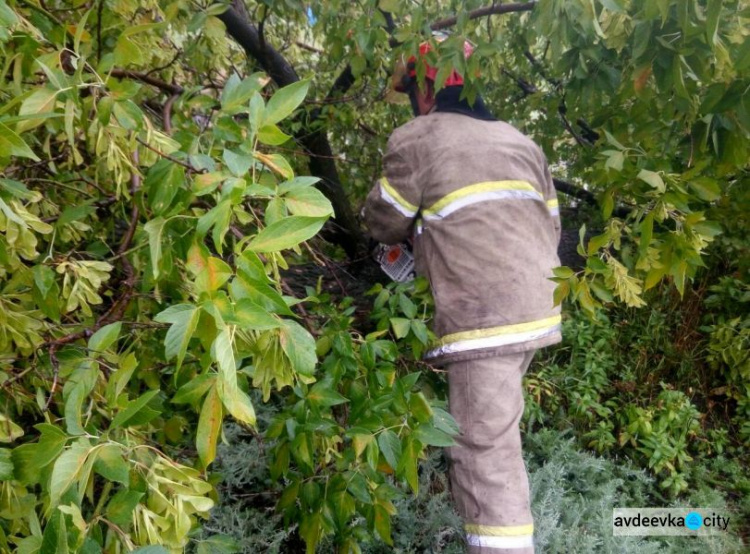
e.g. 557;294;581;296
374;241;415;282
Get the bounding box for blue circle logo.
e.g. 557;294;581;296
685;512;703;530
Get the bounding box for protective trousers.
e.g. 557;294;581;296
446;351;536;554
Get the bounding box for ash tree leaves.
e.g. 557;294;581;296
263;79;311;126
220;72;268;114
0;1;330;544
196;385;223;468
279;320;318;377
0;449;13;481
0;122;39;160
5;0;744;552
49;440;91;509
247;215;328;252
540;0;745;312
154;304;201;369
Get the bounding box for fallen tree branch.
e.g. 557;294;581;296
553;177;632;218
431;1;537;30
218;4;363;258
109;69;184;95
40;150;143;410
135;137;205;174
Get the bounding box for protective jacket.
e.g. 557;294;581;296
364;93;562;366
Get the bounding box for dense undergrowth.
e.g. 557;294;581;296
196;248;749;552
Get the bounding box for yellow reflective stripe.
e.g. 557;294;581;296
424;180;540;216
465;523;534;537
380;177;418;213
438;315;562;346
546;198;559;209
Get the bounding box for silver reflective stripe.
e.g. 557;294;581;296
548;206;560;217
423;189;542;221
466;533;534;548
425;323;561;359
379;179;417;218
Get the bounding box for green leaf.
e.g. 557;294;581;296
278;177;321;194
307;381;349;407
93;444;129;485
11;443;41;485
247;215;327;252
257;124;292;146
173;374;216;404
145;159;184;215
110;389;160;429
88;322;121;353
212;326;236;377
231;298;282;330
397;436;420;494
40;509;68;554
106;489;144;526
390;317;411;339
0;177;39;201
155;304;201;369
64;382;88;436
605;150;624;171
412;423;456;447
410;319;429;344
0;413;23;443
221;72;267;113
279;320;317;377
347;472;372;504
0;122;40;160
254;152;294;179
377;430;402;470
49;439;91;508
688;178;721;201
231;273;294;315
408;392;433;423
0;1;19;29
283;187;334;217
374;503;393;545
223;149;254;177
33;423;69;467
263;80;310;126
144;217;167;279
637;169;665;193
112;99;143;130
291;433;313;473
17;87;57;133
0;449;13;481
432;407;460;435
398;295;417;318
218;380;257;426
194;255;233;294
552;266;575;279
196;385;223;468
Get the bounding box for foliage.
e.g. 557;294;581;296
263;281;456;552
0;1;342;551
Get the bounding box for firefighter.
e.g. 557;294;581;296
363;36;563;553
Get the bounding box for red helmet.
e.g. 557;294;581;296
393;34;474;93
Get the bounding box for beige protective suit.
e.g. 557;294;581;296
364;110;562;553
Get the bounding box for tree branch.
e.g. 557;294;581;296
553;177;631;218
109;69;183;95
431;1;537;30
217;6;363;257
